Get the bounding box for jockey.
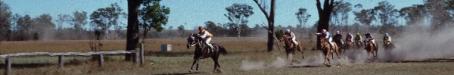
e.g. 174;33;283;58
346;33;353;43
316;29;335;47
354;32;362;43
383;33;392;44
364;32;377;47
197;26;214;52
333;31;343;45
283;29;298;45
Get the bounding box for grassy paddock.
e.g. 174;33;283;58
0;37;453;75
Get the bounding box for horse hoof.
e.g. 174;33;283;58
324;64;332;67
214;69;223;73
189;70;197;73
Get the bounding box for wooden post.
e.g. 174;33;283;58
139;43;145;65
98;54;104;67
134;49;140;64
4;57;11;75
58;55;64;68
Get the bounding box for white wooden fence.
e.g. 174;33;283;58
1;44;145;75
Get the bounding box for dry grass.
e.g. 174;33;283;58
0;37;270;54
0;38;453;75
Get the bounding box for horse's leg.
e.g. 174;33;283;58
333;46;339;59
332;46;337;59
287;51;294;65
189;58;199;72
374;47;378;59
326;48;332;66
337;46;341;59
196;59;200;70
298;46;305;59
367;49;373;62
375;45;379;58
211;54;222;73
322;48;328;66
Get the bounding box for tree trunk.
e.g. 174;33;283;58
315;0;334;49
125;0;140;61
316;14;330;49
267;0;276;52
252;0;276;52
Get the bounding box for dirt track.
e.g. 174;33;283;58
0;39;453;75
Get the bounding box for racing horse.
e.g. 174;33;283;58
280;37;304;65
317;35;339;66
187;33;227;73
344;34;354;49
365;39;378;61
383;40;395;50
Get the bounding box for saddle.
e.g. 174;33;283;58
200;43;216;58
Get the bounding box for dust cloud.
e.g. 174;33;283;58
384;27;454;61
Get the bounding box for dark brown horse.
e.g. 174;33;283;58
187;34;227;73
281;37;304;65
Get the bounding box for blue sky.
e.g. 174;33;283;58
4;0;423;30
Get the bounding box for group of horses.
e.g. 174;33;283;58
185;32;396;73
316;33;396;66
279;33;396;66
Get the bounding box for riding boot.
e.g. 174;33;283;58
208;47;212;54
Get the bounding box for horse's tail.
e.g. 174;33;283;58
218;45;228;55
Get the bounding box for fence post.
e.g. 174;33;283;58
134;49;140;64
98;54;104;67
139;43;145;66
58;55;64;68
4;57;11;75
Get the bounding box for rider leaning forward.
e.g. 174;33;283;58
197;26;214;53
282;29;299;46
364;32;377;48
316;29;335;47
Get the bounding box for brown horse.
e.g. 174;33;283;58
344;35;354;49
344;40;354;49
383;40;395;50
187;34;227;73
365;39;378;61
318;37;339;66
281;37;304;65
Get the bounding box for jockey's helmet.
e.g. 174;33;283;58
365;32;371;37
322;29;327;32
198;26;205;31
285;29;291;33
336;31;340;34
385;33;389;36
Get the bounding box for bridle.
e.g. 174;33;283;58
187;34;205;48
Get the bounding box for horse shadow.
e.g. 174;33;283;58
152;71;205;75
146;51;194;57
288;65;325;68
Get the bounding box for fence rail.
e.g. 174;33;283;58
1;44;145;75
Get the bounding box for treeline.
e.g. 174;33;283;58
0;0;453;41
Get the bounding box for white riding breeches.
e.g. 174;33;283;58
292;37;298;45
205;37;213;49
371;39;376;45
329;37;335;46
